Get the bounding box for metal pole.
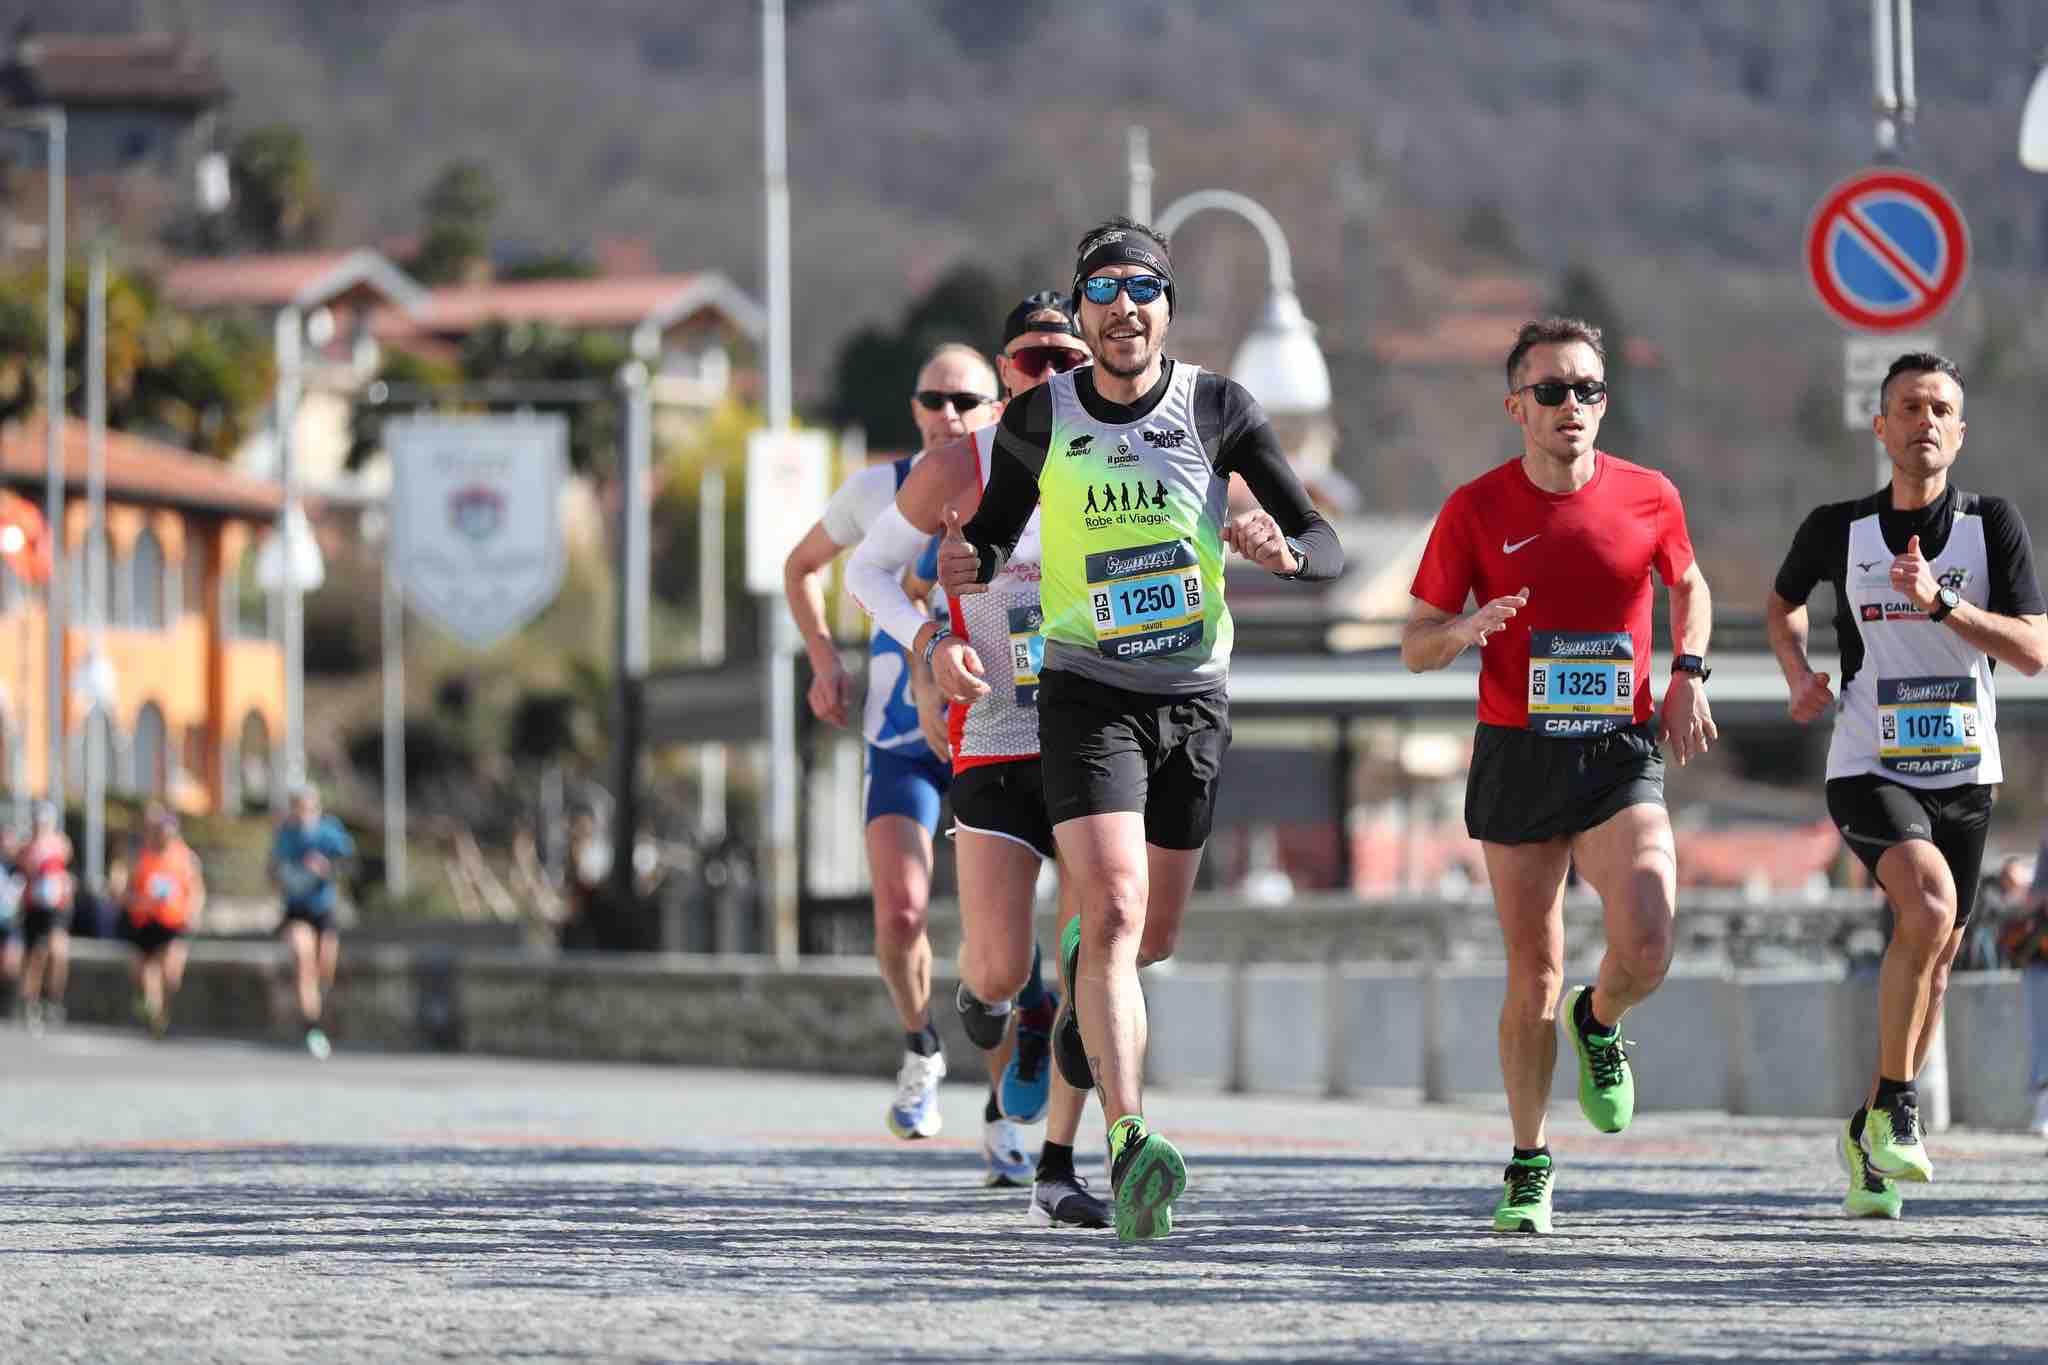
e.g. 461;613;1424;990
1871;0;1899;160
762;0;799;962
1127;124;1153;223
609;364;652;922
764;0;791;431
85;246;106;888
1895;0;1917;137
380;548;407;899
41;110;65;809
274;305;304;790
699;465;726;841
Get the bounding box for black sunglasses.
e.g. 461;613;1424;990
914;390;997;413
1515;379;1608;406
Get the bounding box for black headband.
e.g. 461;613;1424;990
1071;228;1173;296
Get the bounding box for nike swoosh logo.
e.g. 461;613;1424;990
1503;536;1539;554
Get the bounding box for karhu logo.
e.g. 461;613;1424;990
1064;435;1094;457
1143;428;1188;449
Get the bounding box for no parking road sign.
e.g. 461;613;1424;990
1805;169;1969;332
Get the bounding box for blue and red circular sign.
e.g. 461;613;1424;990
1805;169;1969;332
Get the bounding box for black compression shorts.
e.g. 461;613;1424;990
1826;775;1995;927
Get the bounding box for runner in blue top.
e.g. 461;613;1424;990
269;784;354;1059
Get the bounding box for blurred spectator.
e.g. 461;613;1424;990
559;810;609;949
17;802;73;1032
1959;857;2028;972
269;785;354;1059
2002;850;2048;1138
126;803;205;1038
0;824;22;1002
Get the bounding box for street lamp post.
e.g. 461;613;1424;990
1151;187;1333;418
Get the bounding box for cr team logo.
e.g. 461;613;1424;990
449;484;505;541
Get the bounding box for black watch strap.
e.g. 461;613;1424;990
1929;588;1959;622
1673;653;1711;681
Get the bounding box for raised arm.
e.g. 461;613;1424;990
1401;592;1528;673
1209;380;1343;581
945;395;1047;595
845;438;979;658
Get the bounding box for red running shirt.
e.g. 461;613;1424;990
1410;454;1695;731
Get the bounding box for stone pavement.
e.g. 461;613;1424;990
1;1024;2042;1363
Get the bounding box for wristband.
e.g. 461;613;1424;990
922;625;952;667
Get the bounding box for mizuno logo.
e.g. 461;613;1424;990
1504;536;1540;554
1857;561;1880;572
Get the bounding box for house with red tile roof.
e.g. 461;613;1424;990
0;417;285;816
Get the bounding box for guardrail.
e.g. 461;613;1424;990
39;932;2037;1133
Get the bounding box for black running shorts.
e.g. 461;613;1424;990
19;907;68;951
950;758;1057;862
279;904;337;936
1036;669;1230;851
1465;721;1666;846
130;920;186;957
1825;775;1995;927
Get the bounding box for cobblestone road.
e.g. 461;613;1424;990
2;1025;2042;1362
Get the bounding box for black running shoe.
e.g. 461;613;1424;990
955;983;1011;1051
1029;1172;1111;1229
1054;915;1094;1091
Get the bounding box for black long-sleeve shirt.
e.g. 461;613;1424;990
964;361;1344;584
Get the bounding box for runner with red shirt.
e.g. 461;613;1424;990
1403;316;1717;1234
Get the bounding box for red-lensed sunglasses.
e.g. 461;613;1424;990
1004;345;1089;380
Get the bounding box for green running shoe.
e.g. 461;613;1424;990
1564;985;1634;1134
1492;1153;1553;1234
1053;915;1093;1091
1837;1115;1902;1219
1108;1115;1186;1243
1864;1092;1933;1183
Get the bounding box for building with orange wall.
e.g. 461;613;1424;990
0;416;283;815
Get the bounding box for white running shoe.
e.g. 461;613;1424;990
983;1116;1034;1188
886;1049;946;1139
2032;1084;2048;1139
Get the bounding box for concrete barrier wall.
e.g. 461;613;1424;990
35;942;2038;1132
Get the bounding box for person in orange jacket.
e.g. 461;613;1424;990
126;803;204;1038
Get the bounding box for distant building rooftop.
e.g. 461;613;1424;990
0;416;280;519
161;250;428;315
1;31;227;110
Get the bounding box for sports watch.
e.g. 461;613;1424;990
1672;654;1712;682
1929;587;1961;623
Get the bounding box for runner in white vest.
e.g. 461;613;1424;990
846;290;1108;1226
1768;351;2048;1217
780;343;1012;1167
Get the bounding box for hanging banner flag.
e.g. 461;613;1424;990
387;415;569;650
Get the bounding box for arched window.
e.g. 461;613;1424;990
227;542;269;639
238;711;272;811
68;706;126;795
128;528;167;629
132;701;167;797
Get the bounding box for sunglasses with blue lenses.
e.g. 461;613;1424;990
1080;274;1169;306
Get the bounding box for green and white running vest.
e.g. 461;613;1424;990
1038;364;1232;694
